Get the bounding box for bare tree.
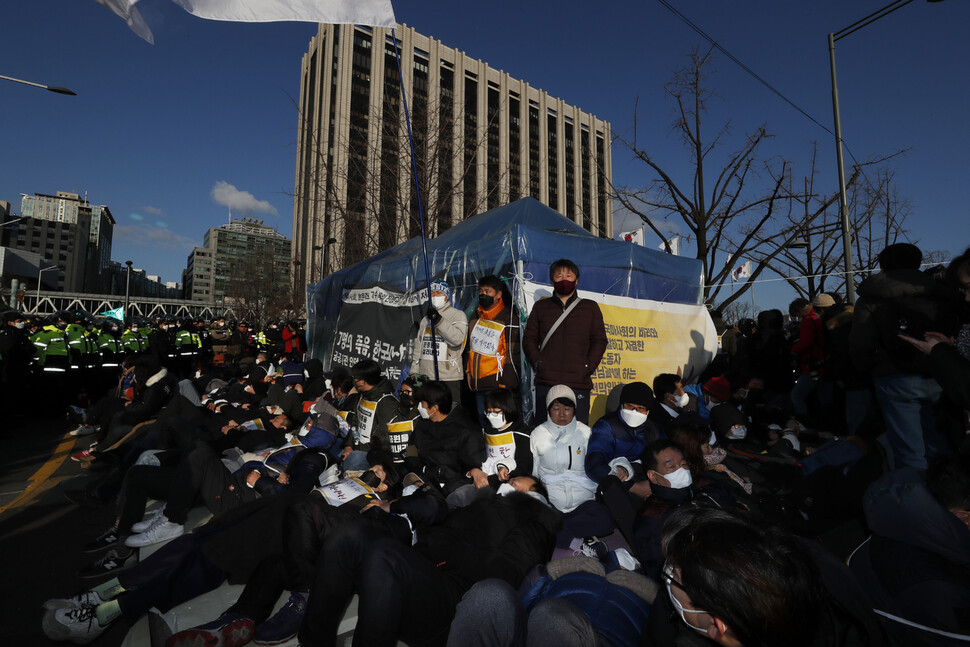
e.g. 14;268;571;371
611;48;834;310
223;251;293;328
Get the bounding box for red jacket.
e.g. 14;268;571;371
791;310;824;375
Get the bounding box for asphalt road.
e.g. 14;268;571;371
0;414;130;646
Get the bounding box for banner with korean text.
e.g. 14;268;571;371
331;284;423;384
519;280;716;424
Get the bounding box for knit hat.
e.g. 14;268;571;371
620;382;655;408
702;376;731;402
546;384;577;409
811;293;835;308
281;360;304;386
429;279;451;300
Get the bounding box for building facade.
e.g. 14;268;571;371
291;23;613;287
184;218;292;303
15;191;115;292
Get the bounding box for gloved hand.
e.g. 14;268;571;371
426;307;442;325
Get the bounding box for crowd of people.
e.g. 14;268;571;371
2;244;967;646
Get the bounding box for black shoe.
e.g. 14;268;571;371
64;489;108;508
82;528;121;553
78;547;138;579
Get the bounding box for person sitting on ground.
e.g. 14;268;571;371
296;474;559;647
446;388;533;508
341;359;399;472
42;457;402;646
650;373;695;431
599;439;734;578
585;381;663;485
384;373;427;464
403;380;484;496
531;384;614;549
646;506;884;647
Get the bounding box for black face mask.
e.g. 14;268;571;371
359;470;382;489
399;393;415;409
478;294;495;309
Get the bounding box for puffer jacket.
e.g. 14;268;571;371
531;417;598;513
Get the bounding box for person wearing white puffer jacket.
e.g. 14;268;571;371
531;384;614;548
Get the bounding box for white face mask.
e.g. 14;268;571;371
620;408;648;428
708;429;717;447
727;425;747;440
666;580;709;635
496;483;516;496
430;295;448;310
417;404;430;419
665;467;693;489
14;322;26;329
325;378;332;391
676;392;690;408
485;412;506;429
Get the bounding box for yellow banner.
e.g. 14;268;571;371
589;301;716;422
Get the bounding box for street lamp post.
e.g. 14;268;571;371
829;0;944;304
0;74;76;95
321;237;337;282
124;260;133;325
36;265;57;308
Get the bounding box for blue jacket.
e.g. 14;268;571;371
585;412;663;483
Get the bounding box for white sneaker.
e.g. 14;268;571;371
125;520;184;548
70;425;96;437
42;590;106;612
131;508;166;534
42;603;107;644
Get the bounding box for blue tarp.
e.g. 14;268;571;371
307;197;706;362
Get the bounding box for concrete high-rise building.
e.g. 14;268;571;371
184;218;291;303
291;23;613;287
16;191;115;292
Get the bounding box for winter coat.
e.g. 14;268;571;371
523;293;607;391
410;304;468;383
585;412;664;484
415;491;561;595
792;310;824;375
119;367;177;425
404;406;485;494
848;469;970;647
349;377;398;452
465;299;520;392
930;342;970;410
851;269;959;377
531;417;598;513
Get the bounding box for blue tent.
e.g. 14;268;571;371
307;197;706;363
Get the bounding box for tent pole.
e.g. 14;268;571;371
392;27;439;381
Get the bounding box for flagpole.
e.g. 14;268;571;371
392;28;439;380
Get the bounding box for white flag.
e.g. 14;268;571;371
621;229;644;246
173;0;396;27
94;0;154;44
94;0;396;43
658;236;680;255
733;260;752;280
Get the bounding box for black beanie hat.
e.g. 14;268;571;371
620;381;655;408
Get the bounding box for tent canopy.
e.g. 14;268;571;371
307;197;708;362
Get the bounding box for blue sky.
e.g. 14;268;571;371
2;0;968;309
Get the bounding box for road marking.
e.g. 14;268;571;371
0;432;76;517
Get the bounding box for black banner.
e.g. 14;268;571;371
330;284;424;383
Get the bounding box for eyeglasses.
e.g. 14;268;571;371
661;562;685;591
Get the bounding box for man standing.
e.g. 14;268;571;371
850;243;958;470
465;275;520;424
523;259;607;424
410;279;468;407
0;311;34;416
